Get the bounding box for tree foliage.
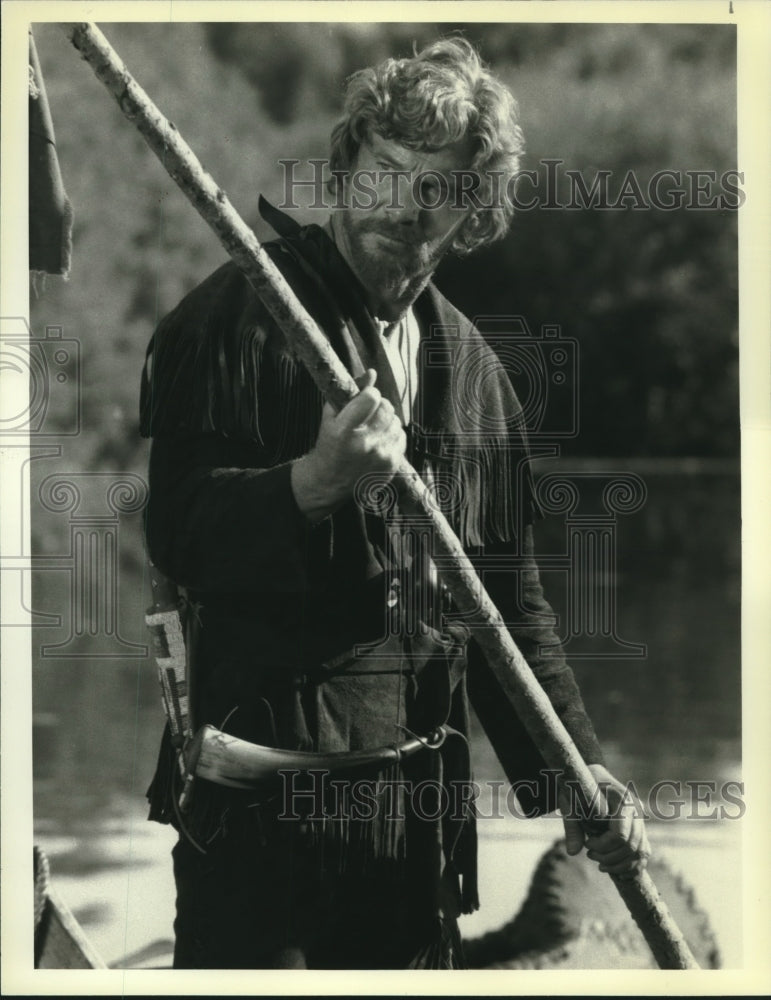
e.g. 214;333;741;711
31;21;738;466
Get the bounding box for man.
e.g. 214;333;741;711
141;37;648;970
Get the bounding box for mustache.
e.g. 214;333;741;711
359;221;423;248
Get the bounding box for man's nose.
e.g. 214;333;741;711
387;181;421;225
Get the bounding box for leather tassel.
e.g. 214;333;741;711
407;917;466;969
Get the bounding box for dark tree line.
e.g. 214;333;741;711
31;22;738;467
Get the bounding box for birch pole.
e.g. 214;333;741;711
62;22;699;970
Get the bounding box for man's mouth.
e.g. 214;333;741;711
374;231;418;249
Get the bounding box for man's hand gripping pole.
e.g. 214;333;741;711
62;22;699;970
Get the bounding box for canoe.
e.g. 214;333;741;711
464;838;721;969
34;846;107;969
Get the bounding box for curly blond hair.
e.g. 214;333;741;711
329;37;525;255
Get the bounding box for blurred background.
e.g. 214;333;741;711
27;21;741;967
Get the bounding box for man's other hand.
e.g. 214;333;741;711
291;369;407;522
560;763;651;878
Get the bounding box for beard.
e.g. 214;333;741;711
336;213;449;322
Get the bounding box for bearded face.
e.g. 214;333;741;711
332;133;475;321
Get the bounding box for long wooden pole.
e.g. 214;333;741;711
62;22;699;970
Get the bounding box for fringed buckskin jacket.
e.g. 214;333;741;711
140;201;604;950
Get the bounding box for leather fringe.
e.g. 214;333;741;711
408;917;467;969
139;253;323;457
411;428;533;548
149;737;412;873
301;761;409;876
